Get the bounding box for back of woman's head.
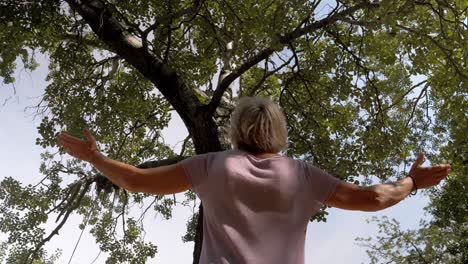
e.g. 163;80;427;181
229;96;288;153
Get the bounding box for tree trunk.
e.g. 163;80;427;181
188;107;225;264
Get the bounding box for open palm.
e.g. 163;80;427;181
56;128;100;162
409;152;451;189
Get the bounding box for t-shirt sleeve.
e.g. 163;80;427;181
180;153;210;195
301;161;341;212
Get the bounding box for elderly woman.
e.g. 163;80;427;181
57;96;451;264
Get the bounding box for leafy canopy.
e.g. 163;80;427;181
0;0;466;263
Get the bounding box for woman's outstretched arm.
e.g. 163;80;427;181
56;129;191;194
325;152;451;211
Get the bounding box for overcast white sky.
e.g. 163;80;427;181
0;53;431;264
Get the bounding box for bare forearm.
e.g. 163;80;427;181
90;151;138;190
326;153;450;212
371;177;414;210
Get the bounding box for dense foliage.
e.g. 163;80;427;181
0;0;466;263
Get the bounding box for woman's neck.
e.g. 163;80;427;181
235;147;281;158
248;151;281;159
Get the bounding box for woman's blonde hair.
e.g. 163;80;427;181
229;96;288;153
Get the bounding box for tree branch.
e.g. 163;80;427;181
207;1;380;114
247;55;294;97
405;83;429;128
64;0;203;129
142;0;203;49
325;27;386;120
28;180;93;262
60;33;111;50
136;156;188;169
396;23;467;81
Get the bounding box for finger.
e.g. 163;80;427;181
432;164;451;168
410;152;425;171
56;137;67;147
435;174;448;182
437;172;449;178
57;138;81;151
68;150;78;157
433;171;450;179
57;136;82;147
63;146;72;154
58;132;85;144
56;136;64;146
83;128;96;143
58;139;73;150
426;165;452;171
438;163;452;167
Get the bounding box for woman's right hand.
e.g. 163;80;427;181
408;152;451;189
56;128;101;163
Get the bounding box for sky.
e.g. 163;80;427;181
0;52;433;264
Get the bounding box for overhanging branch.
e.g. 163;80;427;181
60;33;111;50
396;23;467;81
64;0;203;127
207;1;380;114
142;0;203;49
137;156;188;169
28;179;93;262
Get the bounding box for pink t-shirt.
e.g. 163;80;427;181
181;149;340;264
